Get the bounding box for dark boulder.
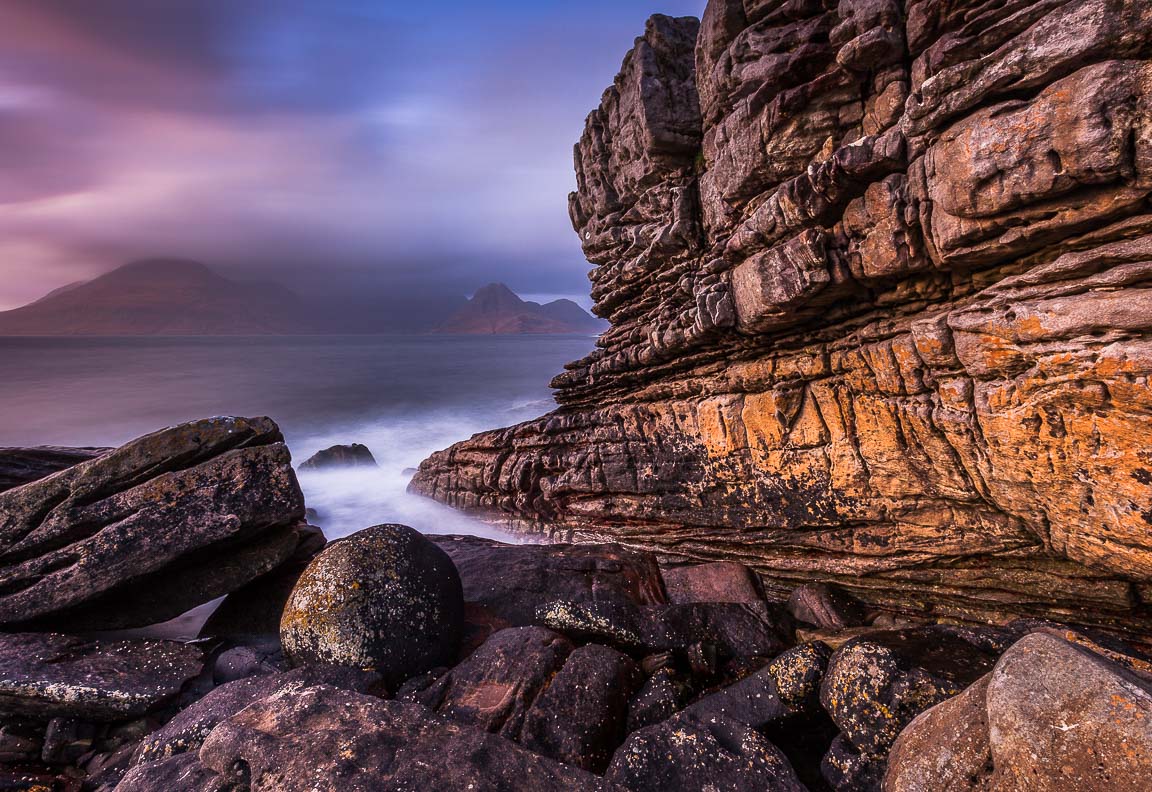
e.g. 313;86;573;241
407;626;574;738
768;641;833;710
118;685;616;791
131;666;379;767
0;417;307;631
788;583;867;630
520;644;644;772
661;561;762;604
281;524;464;688
626;668;693;733
429;535;666;628
820;627;1000;756
0;446;108;493
821;733;887;792
0;632;202;723
298;443;378;471
606;712;806;792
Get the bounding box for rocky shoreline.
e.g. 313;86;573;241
1;418;1150;790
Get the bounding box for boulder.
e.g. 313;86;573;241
0;417;307;630
298;443;377;471
520;644;644;772
131;666;380;767
886;632;1152;791
768;641;833;710
626;668;692;733
280;524;464;687
820;627;1001;756
428;535;666;627
788;583;867;630
661;562;762;604
605;712;806;792
0;632;203;723
117;685;616;791
0;445;108;493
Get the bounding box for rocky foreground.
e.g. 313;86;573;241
411;0;1152;642
1;418;1151;790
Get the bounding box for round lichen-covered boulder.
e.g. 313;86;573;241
280;524;464;686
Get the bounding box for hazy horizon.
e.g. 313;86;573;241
0;0;706;312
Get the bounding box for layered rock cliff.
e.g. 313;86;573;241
412;1;1152;638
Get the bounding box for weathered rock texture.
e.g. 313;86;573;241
0;416;307;630
412;3;1152;638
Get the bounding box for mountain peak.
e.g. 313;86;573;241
437;283;605;335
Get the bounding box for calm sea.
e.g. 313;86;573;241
0;335;594;542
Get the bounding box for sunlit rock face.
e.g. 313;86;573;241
412;2;1152;639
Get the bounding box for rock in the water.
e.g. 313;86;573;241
820;627;999;756
887;632;1152;791
0;416;307;630
0;632;202;722
118;685;615;791
131;666;379;767
606;712;806;792
408;1;1152;643
661;561;762;604
0;446;109;493
428;535;666;627
520;644;643;772
280;524;464;687
298;443;377;471
788;583;867;630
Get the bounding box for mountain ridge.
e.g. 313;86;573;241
435;283;606;335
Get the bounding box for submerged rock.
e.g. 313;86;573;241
0;416;307;631
280;524;464;687
298;443;378;471
0;632;203;722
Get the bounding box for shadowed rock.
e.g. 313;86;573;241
0;416;306;630
298;443;378;471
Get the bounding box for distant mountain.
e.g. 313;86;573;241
0;259;311;336
436;283;607;335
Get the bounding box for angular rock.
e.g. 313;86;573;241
409;4;1152;642
280;524;464;687
887;631;1152;791
131;666;379;767
606;712;805;792
0;446;108;493
118;686;614;792
298;443;377;471
0;632;202;723
661;561;762;604
0;416;306;630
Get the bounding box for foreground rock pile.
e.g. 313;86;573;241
410;0;1152;641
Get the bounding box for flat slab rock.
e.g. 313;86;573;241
0;631;203;722
118;684;618;791
0;416;307;630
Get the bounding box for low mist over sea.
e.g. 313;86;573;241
0;334;593;541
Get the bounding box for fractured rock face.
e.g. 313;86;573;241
411;2;1152;639
0;416;306;630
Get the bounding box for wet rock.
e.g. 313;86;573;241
428;535;666;627
788;583;867;630
118;685;615;792
0;632;203;723
298;443;377;471
0;446;108;493
539;600;788;659
886;632;1152;791
407;626;574;738
820;627;999;755
606;712;806;792
131;666;379;767
280;524;464;687
661;561;762;604
199;523;326;642
520;644;643;772
0;416;306;630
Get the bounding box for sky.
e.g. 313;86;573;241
0;0;706;313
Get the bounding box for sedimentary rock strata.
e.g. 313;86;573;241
412;1;1152;637
0;416;308;630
